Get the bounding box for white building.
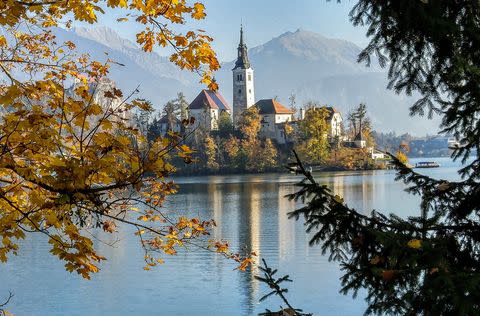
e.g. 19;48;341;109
232;26;255;125
188;89;231;131
299;106;343;140
324;107;343;139
254;99;294;144
157;114;182;135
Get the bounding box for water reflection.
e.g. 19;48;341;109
0;158;468;315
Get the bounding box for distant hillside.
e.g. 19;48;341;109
53;26;200;105
56;26;440;134
216;29;438;134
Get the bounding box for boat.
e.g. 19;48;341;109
415;161;440;168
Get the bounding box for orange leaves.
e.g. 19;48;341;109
136;30;155;52
236;257;255;272
3;0;219;90
174;35;188;47
212;241;229;253
207;240;256;271
191;3;206;19
131;98;153;111
0;0;243;281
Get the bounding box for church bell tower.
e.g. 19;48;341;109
232;25;255;124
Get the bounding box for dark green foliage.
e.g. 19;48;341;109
285;2;480;314
351;0;480;176
256;259;311;316
288;150;480;315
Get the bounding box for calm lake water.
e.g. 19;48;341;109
0;157;471;315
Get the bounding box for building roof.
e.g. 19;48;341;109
188;90;231;111
254;99;294;115
158;114;180;124
233;25;251;70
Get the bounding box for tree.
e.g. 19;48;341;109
0;0;252;287
237;107;262;171
223;135;241;169
217;111;234;137
346;110;358;138
174;92;190;121
133;100;154;136
204;135;218;170
286;1;480;315
260;138;278;171
162;100;178;132
296;107;330;165
288;92;298;119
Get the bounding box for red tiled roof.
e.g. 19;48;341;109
188;90;231;111
254;99;294;115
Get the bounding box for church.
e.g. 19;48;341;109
230;26;295;144
187;26;342;145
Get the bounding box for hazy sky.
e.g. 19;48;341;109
77;0;368;61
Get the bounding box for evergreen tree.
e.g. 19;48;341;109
284;1;480;315
289;92;298;118
217;111;234;137
174;92;189;121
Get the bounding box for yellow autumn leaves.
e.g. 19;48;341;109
1;0;219;90
0;0;254;280
407;239;422;249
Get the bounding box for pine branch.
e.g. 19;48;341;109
256;259;311;316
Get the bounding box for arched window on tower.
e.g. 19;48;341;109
237;74;243;81
238;89;242;94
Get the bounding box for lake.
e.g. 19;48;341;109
0;157;470;315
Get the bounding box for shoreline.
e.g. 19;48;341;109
173;165;386;177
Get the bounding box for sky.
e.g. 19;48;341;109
77;0;368;61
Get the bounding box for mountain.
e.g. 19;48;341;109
216;29;438;134
56;26;439;134
53;26;201;105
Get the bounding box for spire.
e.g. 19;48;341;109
239;24;244;46
234;24;250;69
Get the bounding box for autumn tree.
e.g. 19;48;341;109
260;139;278;171
296;107;330;165
203;135;218;170
0;0;253;291
286;1;480;315
237;106;262;171
223;135;241;169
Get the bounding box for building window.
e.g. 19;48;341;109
237;74;242;81
238;89;241;94
248;74;252;81
249;89;251;93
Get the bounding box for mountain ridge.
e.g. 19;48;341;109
59;26;439;135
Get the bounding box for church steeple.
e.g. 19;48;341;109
232;24;255;125
234;25;250;69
